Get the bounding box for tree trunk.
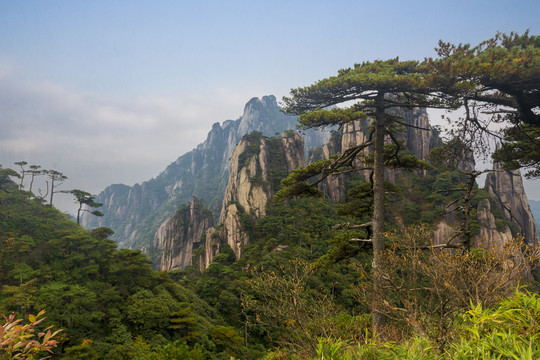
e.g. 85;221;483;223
77;203;83;225
49;181;55;206
372;92;387;332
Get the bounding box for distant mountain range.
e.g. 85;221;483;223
82;95;331;255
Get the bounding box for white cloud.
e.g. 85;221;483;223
0;63;262;212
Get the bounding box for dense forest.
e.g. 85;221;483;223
1;31;540;359
1;157;539;359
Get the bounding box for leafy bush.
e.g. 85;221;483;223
0;310;62;359
305;289;540;360
446;289;540;359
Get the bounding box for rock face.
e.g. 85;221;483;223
319;131;346;203
312;107;535;255
485;162;539;245
155;197;213;271
529;200;540;239
432;222;456;247
312;107;438;201
432;199;513;250
85;94;539;273
156;130;306;270
474;199;513;249
82;96;330;256
402;107;436;160
200;227;220;271
218;131;305;259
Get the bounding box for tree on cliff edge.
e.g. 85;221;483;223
67;189;104;225
280;58;456;331
279;31;538;332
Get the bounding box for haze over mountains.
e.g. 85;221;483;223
82;95;331;252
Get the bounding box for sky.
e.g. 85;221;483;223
0;0;539;213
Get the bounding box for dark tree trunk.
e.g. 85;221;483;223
372;92;387;332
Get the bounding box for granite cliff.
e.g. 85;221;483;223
82;96;330;255
306;107;537;250
153;130;305;270
218;130;305;259
153;197;213;271
485;162;539;245
310;107;439;202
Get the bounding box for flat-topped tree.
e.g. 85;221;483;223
281;58;457;331
45;170;67;206
28;165;43;193
14;161;28;188
68;189;104;225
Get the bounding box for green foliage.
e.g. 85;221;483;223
210;325;243;353
300;290;540;360
244;260;371;357
276;159;332;198
168;304;204;343
0;180;245;359
447;289;540;359
0;167;20;193
62;340;99;360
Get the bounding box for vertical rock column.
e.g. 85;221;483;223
218;131;305;260
485;162;539;246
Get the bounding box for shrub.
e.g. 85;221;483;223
0;310;62;359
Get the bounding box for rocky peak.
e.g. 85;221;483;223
485;162;539;246
237;95;281;136
218;131;305;259
154;197;213;271
82;95;310;257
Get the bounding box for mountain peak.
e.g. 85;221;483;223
243;95;278;114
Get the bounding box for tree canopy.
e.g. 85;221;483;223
67;189;104;225
428;31;540;177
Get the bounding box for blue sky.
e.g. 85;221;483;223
0;0;539;212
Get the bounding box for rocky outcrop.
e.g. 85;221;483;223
319;131;346;203
155;197;213;271
312;108;438;201
432;222;456;246
82;96;330;260
432;200;513;251
485;162;539;246
473;199;513;250
219;204;251;260
219;131;305;259
200;227;220;271
403;107;435;160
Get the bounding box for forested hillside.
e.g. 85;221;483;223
0;173;256;359
2;159;540;359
